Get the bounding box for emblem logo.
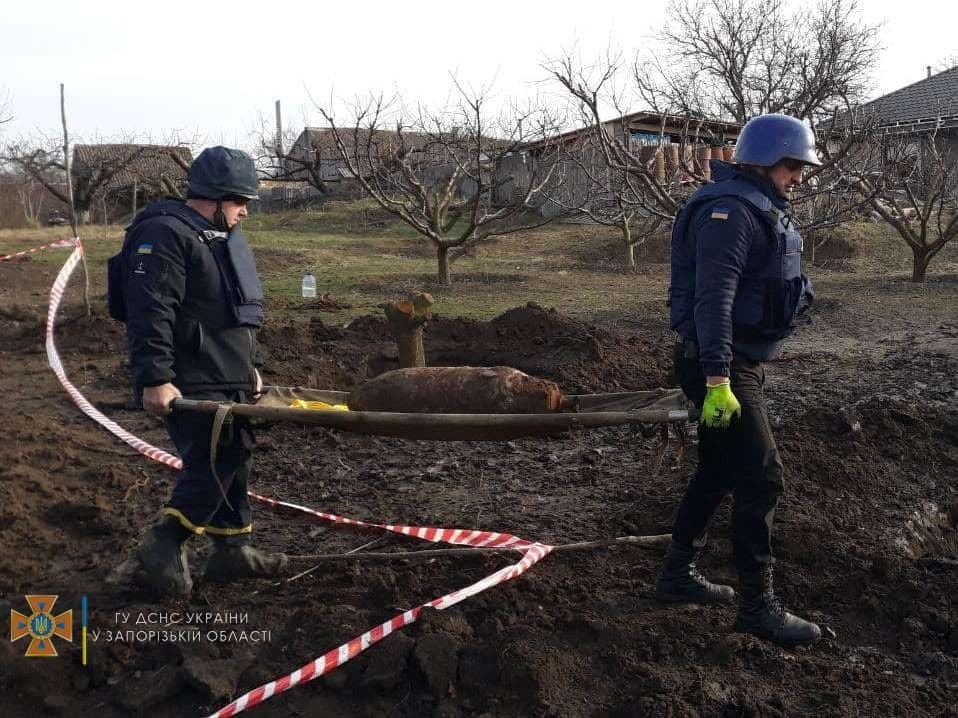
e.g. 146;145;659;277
10;595;73;657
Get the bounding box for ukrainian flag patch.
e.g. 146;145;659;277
710;206;730;221
136;243;153;255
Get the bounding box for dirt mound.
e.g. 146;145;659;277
433;302;670;392
52;309;127;355
273;293;353;313
4;282;958;717
252;247;310;274
570;228;673;268
343;315;392;341
0;305;44;352
255;303;671;394
491;302;599;339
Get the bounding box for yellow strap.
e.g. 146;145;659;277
289;399;349;411
161;507;252;536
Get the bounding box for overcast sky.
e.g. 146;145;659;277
2;0;956;148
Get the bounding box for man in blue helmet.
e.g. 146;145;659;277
115;146;287;596
655;114;820;646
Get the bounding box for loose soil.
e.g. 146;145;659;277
0;253;956;718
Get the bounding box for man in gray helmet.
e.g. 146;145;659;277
114;146;287;596
656;114;820;647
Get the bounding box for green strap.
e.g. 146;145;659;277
209;403;235;513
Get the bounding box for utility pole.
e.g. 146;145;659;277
275;100;284;171
60;82;90;315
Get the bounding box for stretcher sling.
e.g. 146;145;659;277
173;385;691;442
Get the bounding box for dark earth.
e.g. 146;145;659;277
0;253;956;717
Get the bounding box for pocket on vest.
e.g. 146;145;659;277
732;283;765;327
760;277;803;332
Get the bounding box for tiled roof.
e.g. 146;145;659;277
861;66;958;127
71;144;192;190
297;127;517;155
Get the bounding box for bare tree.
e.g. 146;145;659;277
0;90;11;129
851;123;958;281
580;169;668;269
151;148;191;199
3;135;190;223
787;107;883;263
550;48;885;274
14;174;51;226
315;82;565;286
933;54;958;74
547;52;730;225
636;0;880;123
252;117;334;196
545;131;667;268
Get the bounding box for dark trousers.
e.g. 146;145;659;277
163;390;254;543
670;345;784;573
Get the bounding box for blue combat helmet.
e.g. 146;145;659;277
187;146;260;200
732;114;821;167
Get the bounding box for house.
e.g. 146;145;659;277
71;144;192;221
282;127;352;184
282;127;507;199
820;67;958;196
283;127;446;182
494;111;742;217
857;66;958;134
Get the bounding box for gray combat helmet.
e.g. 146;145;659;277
187;146;260;200
732;114;821;167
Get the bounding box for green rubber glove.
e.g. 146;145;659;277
700;382;742;429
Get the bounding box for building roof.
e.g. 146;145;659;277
518;110;742;153
296;127;441;154
287;127;517;182
294;127;519;156
860;66;958;128
71;144;192;190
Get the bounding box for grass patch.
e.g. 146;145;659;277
6;202;958;324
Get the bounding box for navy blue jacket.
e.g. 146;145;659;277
122;199;264;394
670;162;812;377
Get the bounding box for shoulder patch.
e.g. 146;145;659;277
710;206;730;221
136;243;153;255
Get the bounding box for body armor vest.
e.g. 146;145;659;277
670;178;810;343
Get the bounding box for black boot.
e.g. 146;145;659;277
655;542;736;604
734;565;821;647
204;538;289;584
137;514;194;597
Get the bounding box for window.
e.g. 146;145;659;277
629;130;667;146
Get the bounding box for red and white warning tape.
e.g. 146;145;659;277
208;495;552;718
1;236;77;262
249;492;539;550
46;245;183;469
45;245;557;717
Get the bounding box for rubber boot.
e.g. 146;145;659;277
204;538;289;583
734;565;821;647
137;515;194;597
655;542;736;604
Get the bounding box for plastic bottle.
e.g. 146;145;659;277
301;272;316;298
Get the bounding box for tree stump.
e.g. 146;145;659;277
384;291;434;368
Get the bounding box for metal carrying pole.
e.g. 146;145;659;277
171;397;690;441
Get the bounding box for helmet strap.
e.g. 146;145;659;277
212;200;229;232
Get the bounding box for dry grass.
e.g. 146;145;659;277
3;202;956;325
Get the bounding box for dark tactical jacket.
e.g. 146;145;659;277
118;199;265;394
670;162;813;376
